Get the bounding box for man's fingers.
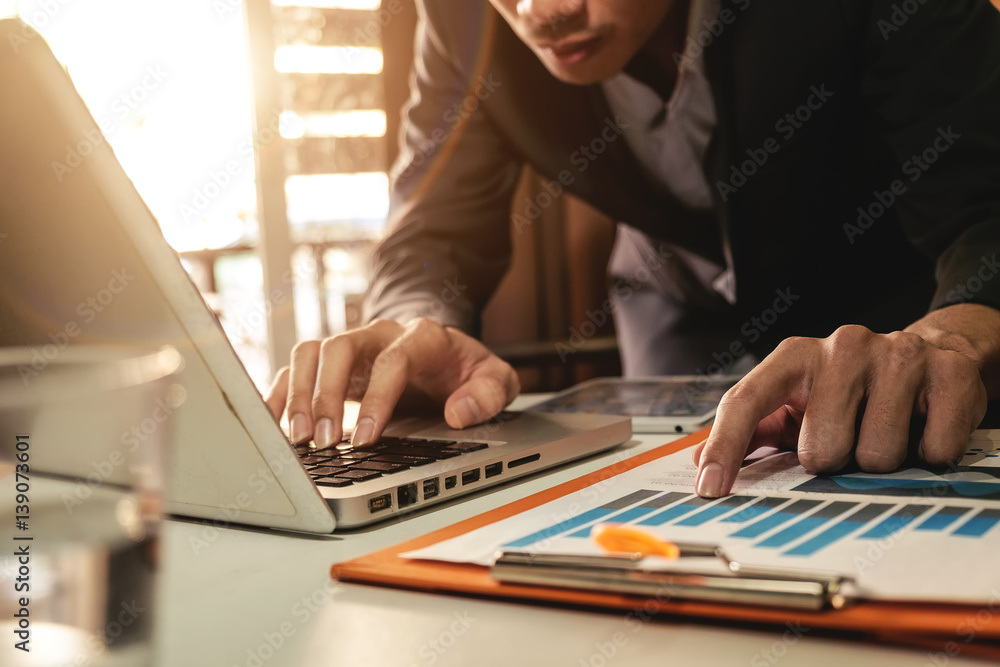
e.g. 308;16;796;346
352;319;450;445
696;338;813;498
286;341;321;444
264;366;290;420
444;358;520;429
311;321;404;448
918;351;988;465
853;332;926;472
797;327;871;473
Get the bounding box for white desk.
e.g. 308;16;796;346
154;401;994;667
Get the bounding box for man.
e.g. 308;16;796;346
266;0;1000;499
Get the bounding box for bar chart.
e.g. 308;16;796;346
502;488;1000;558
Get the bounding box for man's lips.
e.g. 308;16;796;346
536;34;604;64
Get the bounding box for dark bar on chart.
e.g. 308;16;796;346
566;492;688;537
784;503;894;557
857;504;931;540
953;509;1000;538
915;506;970;532
721;496;789;524
756;502;857;548
503;489;660;547
675;496;754;527
729;499;823;539
637;495;714;526
600;489;664;510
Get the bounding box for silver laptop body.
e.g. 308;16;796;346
0;18;630;532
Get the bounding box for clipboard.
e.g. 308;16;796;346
331;430;1000;660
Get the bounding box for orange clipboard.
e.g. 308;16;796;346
331;429;1000;660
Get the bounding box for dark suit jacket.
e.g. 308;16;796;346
364;0;1000;366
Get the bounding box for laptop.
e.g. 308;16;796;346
0;18;630;532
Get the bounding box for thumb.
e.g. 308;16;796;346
443;361;520;429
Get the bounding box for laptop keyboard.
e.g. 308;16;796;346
292;436;489;487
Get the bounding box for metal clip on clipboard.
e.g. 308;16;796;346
492;543;851;612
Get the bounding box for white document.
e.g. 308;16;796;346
405;430;1000;604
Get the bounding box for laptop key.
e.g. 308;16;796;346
335;469;383;481
350;461;409;473
309;466;351;476
380;446;451;459
333;451;377;460
445;442;489;453
370;454;436;466
301;455;335;465
314;477;353;488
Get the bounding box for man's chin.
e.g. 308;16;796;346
540;61;622;86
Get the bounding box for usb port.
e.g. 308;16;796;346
461;469;481;486
444;475;457;489
484;462;502;478
423;478;440;499
397;483;418;508
368;493;392;513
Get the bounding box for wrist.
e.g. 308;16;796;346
904;303;1000;397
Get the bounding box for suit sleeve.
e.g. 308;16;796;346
362;1;522;335
858;0;1000;311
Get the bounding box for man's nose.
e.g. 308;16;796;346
515;0;586;28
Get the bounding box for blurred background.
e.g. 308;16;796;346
0;0;704;395
3;0;400;390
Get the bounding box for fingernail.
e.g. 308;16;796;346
448;396;482;430
695;462;724;498
314;418;336;449
352;418;375;446
290;413;309;444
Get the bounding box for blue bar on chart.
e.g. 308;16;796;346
756;501;857;548
729;499;823;539
784;503;894;557
857;504;931;540
675;495;754;527
915;506;970;532
503;489;661;548
566;492;689;537
953;508;1000;538
636;495;715;527
721;496;789;524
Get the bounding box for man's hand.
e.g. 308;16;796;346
692;304;1000;498
264;318;520;448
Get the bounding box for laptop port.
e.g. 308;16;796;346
444;475;457;490
461;468;481;486
508;453;541;469
369;493;392;513
423;478;440;499
484;462;502;478
397;483;418;508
